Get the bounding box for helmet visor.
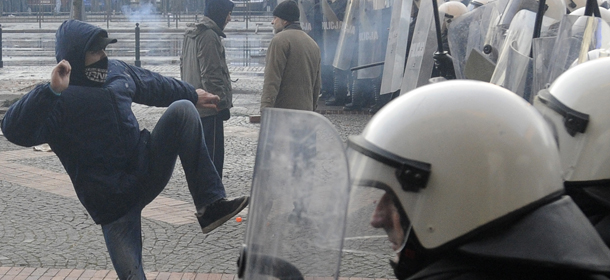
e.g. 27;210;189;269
534;90;588;180
342;147;413;273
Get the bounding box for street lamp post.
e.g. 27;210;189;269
135;23;141;67
0;24;4;68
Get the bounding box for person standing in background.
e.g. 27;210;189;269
181;0;234;178
261;0;321;112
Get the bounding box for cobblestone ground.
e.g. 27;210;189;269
0;67;395;278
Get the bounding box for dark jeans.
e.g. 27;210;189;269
101;100;226;280
201;111;226;179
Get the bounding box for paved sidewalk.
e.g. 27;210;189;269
0;267;387;280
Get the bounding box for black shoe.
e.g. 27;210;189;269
197;196;249;234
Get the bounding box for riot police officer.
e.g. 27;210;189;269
346;80;610;279
533;57;610;247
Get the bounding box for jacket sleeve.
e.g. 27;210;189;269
197;31;230;108
1;83;61;147
125;62;198;107
261;37;288;111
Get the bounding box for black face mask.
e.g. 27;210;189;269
84;56;108;87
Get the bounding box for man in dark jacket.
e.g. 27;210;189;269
0;20;249;280
181;0;234;179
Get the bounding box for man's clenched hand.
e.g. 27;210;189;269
196;88;220;110
50;60;71;93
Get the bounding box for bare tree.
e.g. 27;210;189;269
71;0;86;20
171;0;185;13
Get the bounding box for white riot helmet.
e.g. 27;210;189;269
565;0;610;11
347;80;564;250
439;1;468;32
439;1;468;19
533;57;610;182
570;6;610;22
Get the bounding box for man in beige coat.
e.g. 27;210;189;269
261;0;321;112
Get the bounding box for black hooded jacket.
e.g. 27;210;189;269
0;20;198;225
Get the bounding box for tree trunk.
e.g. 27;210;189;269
171;0;184;12
71;0;86;20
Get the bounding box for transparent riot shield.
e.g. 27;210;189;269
238;108;350;280
498;0;542;27
400;0;438;95
379;0;414;95
321;0;347;66
530;6;564;92
448;3;501;79
482;0;565;64
532;36;556;94
333;0;360;70
355;0;390;79
481;0;518;62
489;10;536;99
299;0;317;35
497;0;521;26
544;14;610;87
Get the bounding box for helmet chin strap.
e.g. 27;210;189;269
390;234;428;280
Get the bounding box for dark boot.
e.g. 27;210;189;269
362;77;378;108
369;77;388;114
326;68;349;106
320;65;334;100
344;74;364;111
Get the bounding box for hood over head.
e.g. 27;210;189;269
185;17;227;38
204;0;234;31
55;20;117;87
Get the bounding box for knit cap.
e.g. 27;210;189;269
273;0;300;22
